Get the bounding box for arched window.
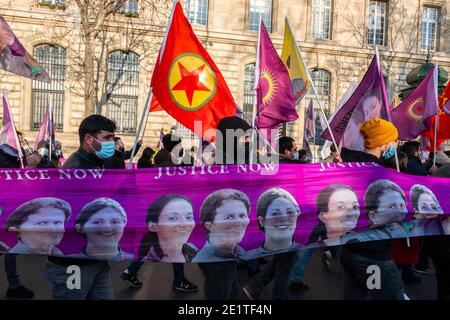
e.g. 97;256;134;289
106;51;139;134
32;44;66;131
242;63;256;122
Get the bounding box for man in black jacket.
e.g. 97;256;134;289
0;144;34;299
47;114;117;300
340;117;405;300
401;141;428;176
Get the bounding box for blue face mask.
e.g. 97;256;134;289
382;144;396;159
293;151;300;160
94;140;116;159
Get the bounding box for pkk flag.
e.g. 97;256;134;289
0;16;50;83
150;2;236;140
281;18;310;105
391;65;438;140
439;81;450;115
34;99;55;150
255;21;297;129
322;52;390;151
302;100;315;152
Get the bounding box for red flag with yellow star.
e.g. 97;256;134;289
150;1;236;140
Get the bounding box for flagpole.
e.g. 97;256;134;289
433;64;439;167
128;88;152;169
3;88;24;168
158;0;179;64
250;18;263;164
285;17;340;156
376;47;400;172
48;94;52;163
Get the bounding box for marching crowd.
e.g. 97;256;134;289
0;113;449;300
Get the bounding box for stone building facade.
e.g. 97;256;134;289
0;0;449;156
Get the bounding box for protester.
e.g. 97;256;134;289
277;136;300;164
401;141;428;176
46;114;116;300
121;134;198;292
54;140;65;167
137;194;197;262
243;188;300;300
195;189;250;299
339;117;406;300
394;142;428;282
0;143;34;299
137;147;155;169
428;167;450;300
104;137;142;169
289;184;360;292
195;116;251;300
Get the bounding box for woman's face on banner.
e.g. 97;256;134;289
371;191;407;226
260;197;299;246
320;189;360;238
209;199;249;248
361;95;381;120
81;207;126;248
415;192;443;220
152;199;194;248
18;207;66;251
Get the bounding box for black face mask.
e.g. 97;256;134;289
118;147;125;154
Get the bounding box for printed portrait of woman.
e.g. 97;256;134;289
308;184;360;247
342;90;382;151
137;194;198;263
74;198;133;261
341;179;409;244
5;197;71;255
245;188;300;259
193;189;250;263
409;184;444;237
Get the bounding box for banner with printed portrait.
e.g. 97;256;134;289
0;163;448;262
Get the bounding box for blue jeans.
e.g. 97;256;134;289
339;248;405;300
247;252;297;300
47;261;113;300
290;248;316;283
126;261;186;285
4;253;21;289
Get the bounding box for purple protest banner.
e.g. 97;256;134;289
0;164;448;263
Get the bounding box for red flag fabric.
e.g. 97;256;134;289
421;83;450;151
150;2;236;140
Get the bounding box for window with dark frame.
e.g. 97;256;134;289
249;0;273;32
243;63;256;123
185;0;209;26
421;7;439;51
311;0;332;40
106;51;140;134
368;1;387;46
32;44;66;132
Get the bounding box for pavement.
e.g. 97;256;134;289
0;250;437;300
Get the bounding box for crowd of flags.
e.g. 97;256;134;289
0;0;450;166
